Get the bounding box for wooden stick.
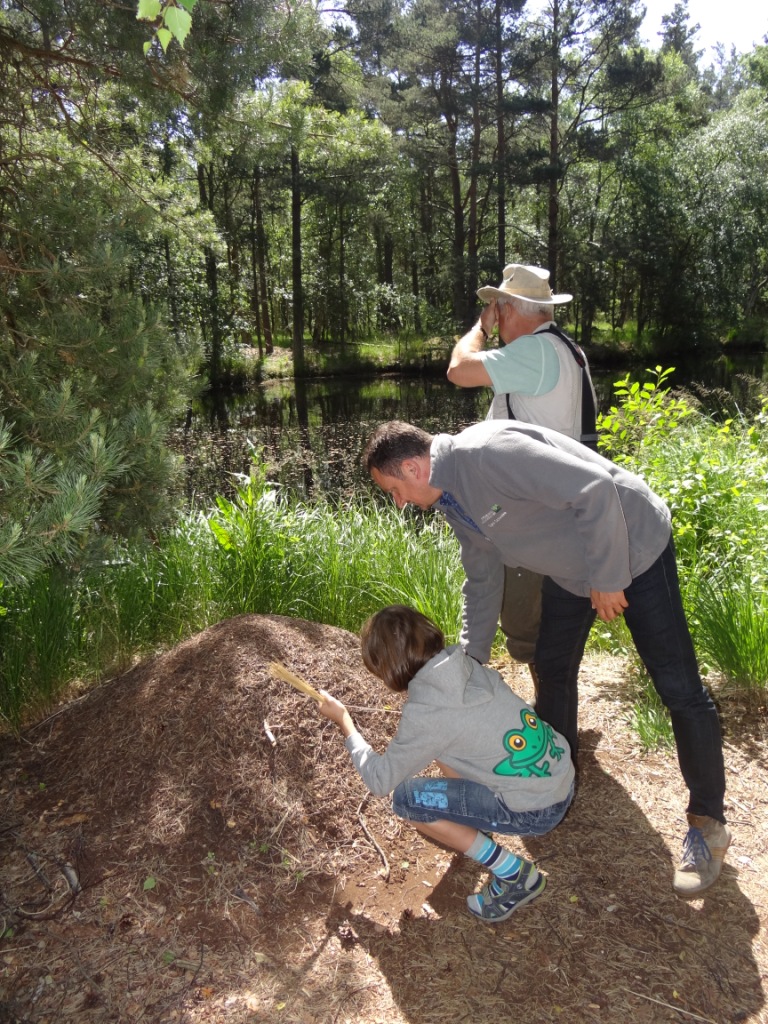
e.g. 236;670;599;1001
357;794;390;881
618;989;717;1024
268;662;324;703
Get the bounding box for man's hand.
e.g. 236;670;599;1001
590;589;628;622
317;690;356;737
479;299;498;337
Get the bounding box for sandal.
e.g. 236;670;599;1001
467;860;546;923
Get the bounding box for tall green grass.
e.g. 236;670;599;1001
0;470;466;729
1;368;766;743
206;468;465;635
693;577;768;692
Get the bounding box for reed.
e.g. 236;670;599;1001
693;573;768;691
206;472;465;639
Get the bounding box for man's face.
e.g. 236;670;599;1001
370;461;440;511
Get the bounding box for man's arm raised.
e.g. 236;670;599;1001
447;302;497;387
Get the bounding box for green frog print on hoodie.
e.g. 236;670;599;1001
493;708;565;778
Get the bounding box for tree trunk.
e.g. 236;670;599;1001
547;0;561;291
164;236;181;350
495;0;506;270
376;223;396;331
444;103;466;323
252;166;273;354
338;201;347;345
291;145;305;376
197;162;222;388
248;197;264;358
410;220;422;334
466;2;483;314
419;178;438;308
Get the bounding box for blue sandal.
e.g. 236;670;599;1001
467;860;546;922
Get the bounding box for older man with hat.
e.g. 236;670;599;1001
447;264;599;683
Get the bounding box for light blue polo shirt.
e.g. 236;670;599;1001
480;330;560;396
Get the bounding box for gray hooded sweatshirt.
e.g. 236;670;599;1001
428;420;672;662
345;645;574;811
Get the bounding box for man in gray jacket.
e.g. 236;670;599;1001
447;264;597;681
363;417;730;897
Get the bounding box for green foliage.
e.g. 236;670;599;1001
136;0;197;55
674;90;768;332
594;366;768;746
608;375;768;581
597;366;697;461
745;44;768;93
0;132;198;586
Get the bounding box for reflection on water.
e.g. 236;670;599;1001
172;376;494;504
172;354;768;506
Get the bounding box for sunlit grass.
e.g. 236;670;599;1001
206;474;465;638
628;672;675;752
693;575;768;692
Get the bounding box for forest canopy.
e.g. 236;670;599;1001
1;0;767;583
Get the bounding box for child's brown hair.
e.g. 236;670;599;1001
360;604;445;692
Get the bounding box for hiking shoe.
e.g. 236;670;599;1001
673;814;732;896
467;860;546;923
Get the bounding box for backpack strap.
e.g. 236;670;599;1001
505;325;598;451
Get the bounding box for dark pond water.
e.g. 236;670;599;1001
172;350;768;506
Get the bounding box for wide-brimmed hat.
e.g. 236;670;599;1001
477;264;572;305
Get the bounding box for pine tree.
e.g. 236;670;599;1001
0;144;194;586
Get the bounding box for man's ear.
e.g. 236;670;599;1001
400;457;418;480
401;457;425;481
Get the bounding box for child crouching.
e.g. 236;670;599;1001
316;604;575;923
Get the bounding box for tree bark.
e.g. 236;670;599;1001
443;94;467;323
495;0;506;270
547;0;561;292
197;162;222;388
252;166;273;354
291;145;305;376
466;0;484;313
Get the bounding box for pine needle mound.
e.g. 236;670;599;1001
3;616;399;924
1;614;766;1024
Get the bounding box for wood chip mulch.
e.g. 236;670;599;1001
0;613;766;1024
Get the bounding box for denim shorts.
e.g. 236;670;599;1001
392;776;574;837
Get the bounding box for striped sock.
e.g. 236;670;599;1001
466;832;522;881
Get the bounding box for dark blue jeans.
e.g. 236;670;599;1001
534;539;726;822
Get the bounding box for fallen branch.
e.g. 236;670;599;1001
356;794;390;881
620;988;718;1023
